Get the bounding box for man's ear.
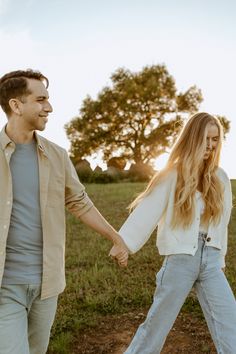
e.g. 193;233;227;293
8;98;23;115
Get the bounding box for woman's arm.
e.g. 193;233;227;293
111;171;175;257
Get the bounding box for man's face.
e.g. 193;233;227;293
18;78;53;131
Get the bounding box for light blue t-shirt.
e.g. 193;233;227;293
2;141;43;284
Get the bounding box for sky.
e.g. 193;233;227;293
0;0;236;176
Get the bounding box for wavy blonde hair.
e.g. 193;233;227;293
130;112;224;229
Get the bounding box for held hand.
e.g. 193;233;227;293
109;243;129;267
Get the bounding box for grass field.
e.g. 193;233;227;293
48;181;236;354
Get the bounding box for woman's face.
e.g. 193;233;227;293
203;123;219;160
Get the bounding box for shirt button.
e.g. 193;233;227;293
3;225;7;229
7;201;10;205
206;237;211;242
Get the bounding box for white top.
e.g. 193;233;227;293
119;168;232;268
196;191;208;233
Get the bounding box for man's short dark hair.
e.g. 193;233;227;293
0;69;49;115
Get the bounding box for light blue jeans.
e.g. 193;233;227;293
0;284;58;354
124;235;236;354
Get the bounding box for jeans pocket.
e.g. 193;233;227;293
0;286;10;305
156;256;168;287
207;246;222;268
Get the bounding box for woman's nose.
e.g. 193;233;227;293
207;140;212;149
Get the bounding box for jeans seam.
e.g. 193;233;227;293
198;281;223;354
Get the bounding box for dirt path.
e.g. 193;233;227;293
73;311;217;354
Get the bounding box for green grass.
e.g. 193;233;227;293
48;181;236;353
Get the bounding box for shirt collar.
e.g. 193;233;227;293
0;125;48;156
0;125;13;150
34;131;48;156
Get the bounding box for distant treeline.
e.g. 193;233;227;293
74;159;155;183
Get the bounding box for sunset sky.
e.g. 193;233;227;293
0;0;235;176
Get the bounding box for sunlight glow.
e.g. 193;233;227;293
153;153;169;171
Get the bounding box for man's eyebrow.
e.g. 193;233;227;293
36;95;49;99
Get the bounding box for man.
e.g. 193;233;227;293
0;69;128;354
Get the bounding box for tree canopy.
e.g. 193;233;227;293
65;64;229;166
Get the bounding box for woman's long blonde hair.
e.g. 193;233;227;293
130;112;224;228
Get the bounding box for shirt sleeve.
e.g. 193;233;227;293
119;172;174;253
64;151;94;217
224;173;233;225
219;173;233;268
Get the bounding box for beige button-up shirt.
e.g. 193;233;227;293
0;126;93;299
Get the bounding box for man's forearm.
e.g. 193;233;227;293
79;206;124;245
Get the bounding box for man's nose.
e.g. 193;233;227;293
45;101;53;113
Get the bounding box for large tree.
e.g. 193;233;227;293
65;65;229;166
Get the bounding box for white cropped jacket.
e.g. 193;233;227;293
119;168;232;268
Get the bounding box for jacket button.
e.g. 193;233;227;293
206;237;211;242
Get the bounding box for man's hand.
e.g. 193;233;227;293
79;206;129;266
109;242;129;267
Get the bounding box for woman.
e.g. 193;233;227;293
110;112;236;353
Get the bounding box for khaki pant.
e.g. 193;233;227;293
0;284;58;354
